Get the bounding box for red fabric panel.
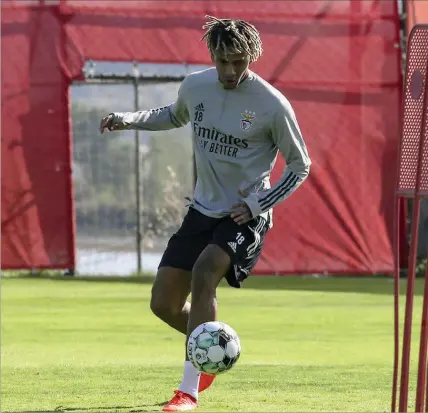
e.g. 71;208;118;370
61;0;402;274
255;3;403;274
1;5;75;269
1;0;403;274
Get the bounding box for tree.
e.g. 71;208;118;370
70;100;194;241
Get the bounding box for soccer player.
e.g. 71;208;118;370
99;15;311;412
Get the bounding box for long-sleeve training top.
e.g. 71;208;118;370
111;67;311;225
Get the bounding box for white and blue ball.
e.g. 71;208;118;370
187;321;241;375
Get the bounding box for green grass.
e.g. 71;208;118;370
1;274;425;412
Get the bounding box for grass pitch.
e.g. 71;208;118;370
1;274;425;412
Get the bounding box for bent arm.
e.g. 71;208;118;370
244;100;311;217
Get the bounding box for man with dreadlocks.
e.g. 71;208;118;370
100;15;310;411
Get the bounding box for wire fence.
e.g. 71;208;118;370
71;71;194;275
70;61;428;277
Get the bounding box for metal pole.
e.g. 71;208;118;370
72;64;185;277
392;195;401;413
133;63;142;275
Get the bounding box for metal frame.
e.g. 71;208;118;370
73;62;185;274
392;23;428;413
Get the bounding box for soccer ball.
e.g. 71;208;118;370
187;321;241;375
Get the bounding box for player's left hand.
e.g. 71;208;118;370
231;189;252;225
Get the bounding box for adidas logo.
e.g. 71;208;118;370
195;103;205;111
227;241;237;253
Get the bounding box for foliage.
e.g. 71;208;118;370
71;101;194;246
416;259;427;278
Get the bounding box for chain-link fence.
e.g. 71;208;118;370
71;75;194;275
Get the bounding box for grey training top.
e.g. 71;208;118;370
112;68;311;225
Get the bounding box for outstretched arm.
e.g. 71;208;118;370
99;80;190;134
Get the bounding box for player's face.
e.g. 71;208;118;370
213;52;250;90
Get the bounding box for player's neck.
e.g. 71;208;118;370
239;70;250;85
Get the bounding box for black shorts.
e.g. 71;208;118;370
159;207;270;288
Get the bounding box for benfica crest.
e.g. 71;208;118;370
240;110;256;131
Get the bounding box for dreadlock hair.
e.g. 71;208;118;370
201;15;263;63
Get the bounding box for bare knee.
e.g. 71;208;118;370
150;267;191;319
192;244;231;297
150;291;173;319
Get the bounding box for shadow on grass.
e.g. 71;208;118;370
241;274;426;296
6;404;166;413
53;401;168;412
3;271;425;296
2;272;156;285
3;400;169;412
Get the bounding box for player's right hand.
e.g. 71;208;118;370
99;114;121;134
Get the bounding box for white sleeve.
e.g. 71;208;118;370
244;100;311;217
111;78;190;131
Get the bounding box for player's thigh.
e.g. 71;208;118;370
192;244;232;291
153;207;215;307
211;216;269;288
158;207;215;272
